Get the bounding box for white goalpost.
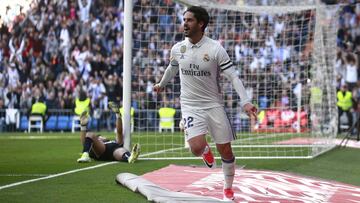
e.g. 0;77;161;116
123;0;339;159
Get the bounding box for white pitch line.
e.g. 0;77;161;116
0;162;117;191
0;174;50;177
0;148;173;191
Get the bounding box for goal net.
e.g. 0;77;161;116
128;0;339;159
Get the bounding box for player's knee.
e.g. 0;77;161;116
220;151;234;160
190;145;205;156
217;143;233;159
188;136;207;156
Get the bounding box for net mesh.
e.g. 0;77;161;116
129;0;339;159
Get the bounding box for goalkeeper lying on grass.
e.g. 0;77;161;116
77;102;140;163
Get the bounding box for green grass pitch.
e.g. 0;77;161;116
0;132;359;203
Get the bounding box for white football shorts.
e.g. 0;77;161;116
181;107;236;144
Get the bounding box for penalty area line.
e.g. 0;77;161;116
0;162;117;191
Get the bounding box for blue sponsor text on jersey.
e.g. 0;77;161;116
181;63;211;76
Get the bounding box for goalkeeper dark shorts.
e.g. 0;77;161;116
89;141;123;161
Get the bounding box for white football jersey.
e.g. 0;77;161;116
169;36;233;109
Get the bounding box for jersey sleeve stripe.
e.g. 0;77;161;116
220;63;233;71
220;60;232;68
170;60;179;67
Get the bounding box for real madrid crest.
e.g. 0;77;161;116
180;45;186;59
203;54;210;62
180;45;186;53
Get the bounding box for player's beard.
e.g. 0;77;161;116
184;27;190;37
184;27;199;38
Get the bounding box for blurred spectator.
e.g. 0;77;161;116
88;76;106;108
352;101;360;135
44;30;58;62
63;90;74;109
0;98;5;132
75;45;92;81
29;96;48;123
104;73;122;102
74;90;90;120
344;53;358;90
353;80;360;102
337;84;354;131
6;85;21;109
78;0;92;23
59;22;70;63
6;62;20;91
8;36;25;63
0;0;358;133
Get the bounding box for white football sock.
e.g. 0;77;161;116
222;157;235;189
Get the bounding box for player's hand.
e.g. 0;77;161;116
153;84;162;93
243;103;257;120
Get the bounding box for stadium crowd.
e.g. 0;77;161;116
0;0;359;132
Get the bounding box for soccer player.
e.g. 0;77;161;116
77;102;140;163
153;6;257;201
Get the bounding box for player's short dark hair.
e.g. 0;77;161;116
184;6;209;32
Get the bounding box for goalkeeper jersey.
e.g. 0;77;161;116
169;36;233;110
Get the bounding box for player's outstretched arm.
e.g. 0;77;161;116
154;63;179;92
222;66;257;119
